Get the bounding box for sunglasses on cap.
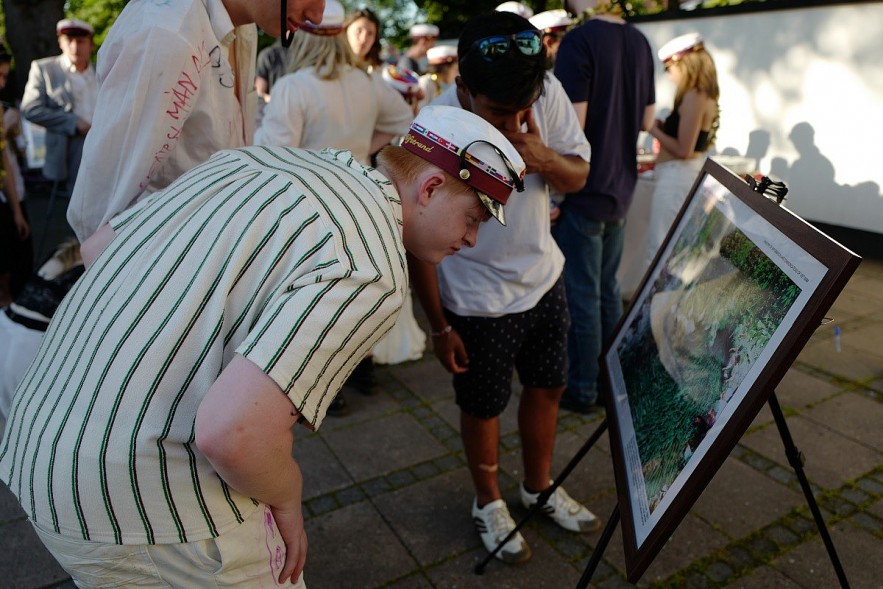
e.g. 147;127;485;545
468;29;544;61
458;139;525;193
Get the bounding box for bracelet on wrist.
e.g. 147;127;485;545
430;325;453;338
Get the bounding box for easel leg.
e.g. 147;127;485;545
474;419;608;574
575;504;619;589
768;392;851;588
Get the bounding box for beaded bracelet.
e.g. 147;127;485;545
430;325;453;337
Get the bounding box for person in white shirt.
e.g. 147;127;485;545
254;0;413;167
21;19;98;193
1;105;524;588
415;45;458;113
66;0;325;242
409;12;599;565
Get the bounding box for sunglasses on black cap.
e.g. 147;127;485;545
467;29;544;62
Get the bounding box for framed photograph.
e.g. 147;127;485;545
603;158;860;582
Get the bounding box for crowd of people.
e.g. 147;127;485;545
0;0;721;586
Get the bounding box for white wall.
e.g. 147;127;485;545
635;2;883;234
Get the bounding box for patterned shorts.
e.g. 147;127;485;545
447;276;569;419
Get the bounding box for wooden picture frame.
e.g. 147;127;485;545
602;158;861;582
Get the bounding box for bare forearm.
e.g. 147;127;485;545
540;152;589;194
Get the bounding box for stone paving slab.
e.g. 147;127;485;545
692;458;803;539
741;415;881;490
801;391;883;450
302;500;418;589
772;520;883;589
322;412;447;480
0;518;69;589
293;434;355;500
774;367;841;409
720;566;803;589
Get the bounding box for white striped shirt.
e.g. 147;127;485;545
0;147;406;545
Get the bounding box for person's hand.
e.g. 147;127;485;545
500;109;551;176
270;503;308;585
432;328;469;374
13;210;29;239
76;118;91;135
549;200;561;227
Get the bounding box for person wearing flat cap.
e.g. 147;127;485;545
642;32;720;271
0;104;523;588
495;1;534;18
529;9;574;66
415;45;459;112
66;0;325;243
21;19;97;196
397;23;439;75
409;11;597;566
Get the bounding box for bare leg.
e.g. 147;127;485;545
519;386;565;493
461;411;501;506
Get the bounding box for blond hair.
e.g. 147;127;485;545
672;48;721;148
286;32;362;81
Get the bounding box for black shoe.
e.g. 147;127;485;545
345;357;379;396
326;395;349;417
559;395;598;415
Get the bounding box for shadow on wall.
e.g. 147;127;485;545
721;122;882;259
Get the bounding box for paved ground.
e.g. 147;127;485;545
1;188;881;588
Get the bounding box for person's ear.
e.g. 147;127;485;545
455;76;472;110
417;171;445;207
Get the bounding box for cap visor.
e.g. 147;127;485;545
477;191;506;226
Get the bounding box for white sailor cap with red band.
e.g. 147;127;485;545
495;1;534;18
529;10;573;34
658;32;704;65
426;45;458;65
409;23;440;38
301;0;345;36
401;105;525;225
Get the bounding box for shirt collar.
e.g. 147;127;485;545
205;0;237;46
60;54;93;74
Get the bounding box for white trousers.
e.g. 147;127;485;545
642;158;706;270
33;505;307;589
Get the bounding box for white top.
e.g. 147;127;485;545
67;0;258;242
1;147;406;545
432;74;591;316
254;66;413;165
60;55;98;124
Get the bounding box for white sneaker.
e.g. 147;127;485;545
471;498;532;564
520;483;601;533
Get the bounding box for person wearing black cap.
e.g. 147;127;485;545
21;19;97;196
1;105;523;588
66;0;325;243
409;10;598;565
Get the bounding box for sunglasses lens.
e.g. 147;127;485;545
514;31;543;56
478;36;511;58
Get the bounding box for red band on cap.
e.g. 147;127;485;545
301;23;344;36
401;129;514;205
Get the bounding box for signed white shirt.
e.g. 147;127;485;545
67;0;257;241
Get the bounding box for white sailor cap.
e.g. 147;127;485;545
301;0;346;36
409;23;440;38
426;45;458;65
401;105;526;226
529;10;573;34
658;32;704;65
56;18;94;37
495;2;534;18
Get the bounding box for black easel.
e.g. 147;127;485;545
473;418;609;575
574;176;850;588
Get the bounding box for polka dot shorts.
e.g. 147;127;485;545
447;277;570;419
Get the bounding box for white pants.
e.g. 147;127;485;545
643;158;706;270
33;505;307;589
0;312;45;426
